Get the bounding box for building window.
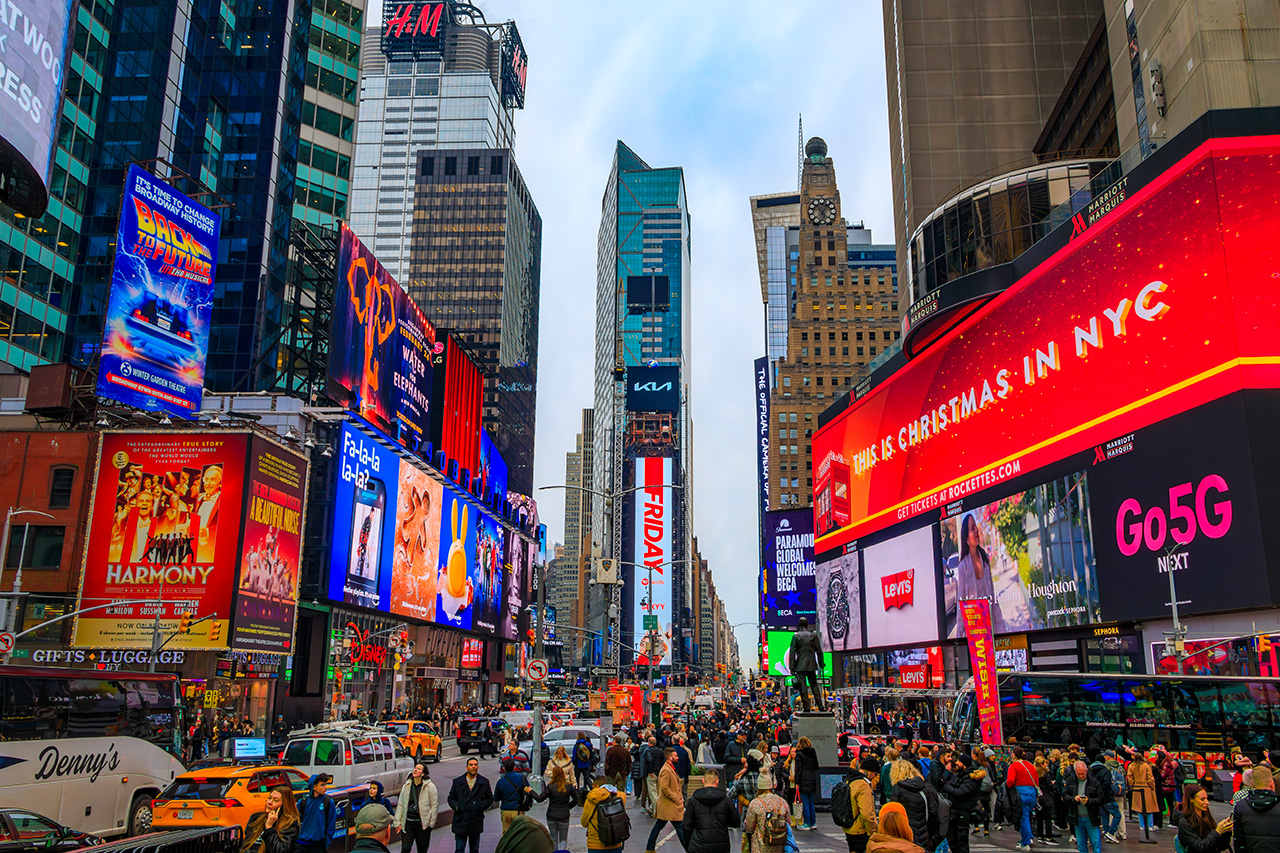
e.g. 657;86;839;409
490;155;504;175
782;377;790;386
789;413;797;423
5;525;65;569
444;156;456;176
467;156;479;176
423;156;434;176
49;468;75;509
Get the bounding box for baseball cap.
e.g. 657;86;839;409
354;804;394;836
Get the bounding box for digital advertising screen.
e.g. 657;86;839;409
860;525;940;648
940;470;1099;638
388;461;444;623
815;550;862;651
632;456;674;667
503;535;533;642
625;365;680;412
231;437;308;653
436;489;481;631
761;510;816;629
328;225;435;452
329;422;400;611
75;432;246;649
469;508;506;636
0;0;73;217
812;137;1280;554
96;165;220;418
479;429;508;503
763;629;834;683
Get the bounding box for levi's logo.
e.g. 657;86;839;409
882;569;914;610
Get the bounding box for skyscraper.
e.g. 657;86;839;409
552;408;593;661
591;141;693;671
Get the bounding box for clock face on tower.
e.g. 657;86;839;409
807;197;837;226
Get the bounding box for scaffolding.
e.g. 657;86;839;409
829;685;962;736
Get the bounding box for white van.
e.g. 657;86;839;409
282;723;414;793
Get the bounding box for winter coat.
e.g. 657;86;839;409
927;759;950;793
1173;810;1232;853
794;746;820;794
393;778;439;829
866;831;928;853
845;774;878;838
573;737;596;771
1233;788;1280;853
581;785;626;850
531;780;577;822
241;813;299;853
1126;761;1158;814
546;754;574;781
742;792;790;853
446;773;494;837
1156;756;1178;794
1058;772;1106;826
683;786;741;853
604;743;632;778
712;737;728;764
943;767;985;814
655;762;685;821
725;740;747;768
890;777;938;852
494;770;529;811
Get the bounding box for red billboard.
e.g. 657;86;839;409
437;334;483;481
813;136;1280;552
75;432;248;649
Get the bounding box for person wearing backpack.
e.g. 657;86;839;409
832;757;881;853
942;754;984;853
1101;750;1127;842
889;758;938;852
582;776;629;853
744;771;790;853
684;768;741;853
574;732;598;792
296;774;336;853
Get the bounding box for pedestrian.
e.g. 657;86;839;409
647;747;686;852
272;715;289;744
1125;752;1158;833
605;734;632;792
889;759;937;852
581;776;628;853
1100;750;1126;842
868;802;928;853
1232;764;1280;853
530;763;576;850
838;757;882;853
942;753;983;853
393;763;438;853
743;770;790;853
296;774;335;853
547;745;574;782
1006;746;1040;852
362;780;392;810
494;758;533;834
241;786;300;853
1175;784;1232;853
574;731;598;792
447;757;494;853
1062;760;1105;853
644;735;665;816
794;736;821;830
349;804;395;853
682;768;740;853
1034;756;1064;846
494;814;555;853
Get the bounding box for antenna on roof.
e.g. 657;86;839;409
797;114;803;192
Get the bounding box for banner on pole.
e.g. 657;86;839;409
959;598;1003;746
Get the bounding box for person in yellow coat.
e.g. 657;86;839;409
647;748;686;852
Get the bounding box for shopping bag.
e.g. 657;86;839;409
792;791;804;826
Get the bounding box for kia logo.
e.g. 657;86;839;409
634;382;673;392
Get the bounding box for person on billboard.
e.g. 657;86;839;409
956;514;1008;634
193;463;223;561
787;617;827;713
120;489;162;563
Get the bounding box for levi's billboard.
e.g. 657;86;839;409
812;137;1280;553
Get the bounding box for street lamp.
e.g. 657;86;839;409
601;558;695;692
1;507;56;644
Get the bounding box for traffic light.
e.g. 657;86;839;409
178;612;192;634
208;621;221;643
399;630;409;647
1260;635;1273;655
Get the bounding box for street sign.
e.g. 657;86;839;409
533;689;551;702
0;632;13;654
528;658;549;682
592;666;618;677
643;615;658;630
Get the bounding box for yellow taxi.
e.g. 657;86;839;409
152;764;310;830
382;720;442;762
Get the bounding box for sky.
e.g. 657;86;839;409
381;0;897;672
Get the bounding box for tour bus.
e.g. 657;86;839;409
0;666;186;838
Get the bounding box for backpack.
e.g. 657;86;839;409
761;808;790;845
1110;766;1126;799
923;785;950;842
593;793;631;845
830;778;857;828
576;742;593;765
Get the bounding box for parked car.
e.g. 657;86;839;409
151;765;309;831
0;810;102;853
455;717;506;755
382;720;442;762
282;724;414;792
518;724;602;762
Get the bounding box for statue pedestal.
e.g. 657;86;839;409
792;711;839;765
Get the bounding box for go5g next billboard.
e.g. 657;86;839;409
813;136;1280;553
97;165;220;418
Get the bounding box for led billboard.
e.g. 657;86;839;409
633;456;673;667
328;225;435;452
761;510;816;628
97;165;220;418
75;432;247;649
330;423;400;611
479;429;508;503
814;550;862;652
860;526;939;648
428;333;483;480
626;365;679;412
764;629;834;683
231;437;308;653
381;1;450;57
389;461;444;623
812;137;1280;554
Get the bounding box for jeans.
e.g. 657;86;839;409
647;819;680;850
801;792;816;827
1136;813;1157;831
1017;786;1038;846
1101;802;1121;836
1075;817;1102;853
546;818;569;849
453;833;480;853
948;811;971;853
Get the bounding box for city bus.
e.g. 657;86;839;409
949;671;1280;777
0;666;186;838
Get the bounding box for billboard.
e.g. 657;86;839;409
382;1;450;57
479;429;508;504
328;225;435;452
499;22;528;109
97;165;221;418
626;365;679;412
633;456;674;667
754;357;770;521
761;510;816;628
812;137;1280;553
75;433;247;649
429;334;483;480
814;550;862;651
763;629;834;683
941;470;1099;638
389;461;444;623
329;423;399;611
0;0;73;217
504;534;533;642
231;437;308;652
860;526;939;648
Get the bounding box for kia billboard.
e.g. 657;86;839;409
633;455;674;666
328;225;435;453
75;432;247;649
815;550;862;651
860;526;940;648
231;437;308;653
761;510;816;629
626;365;679;412
812;137;1280;554
940;470;1100;638
97;165;220;419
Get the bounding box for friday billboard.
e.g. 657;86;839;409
633;455;673;667
760;510;816;629
96;165;220;418
812;136;1280;554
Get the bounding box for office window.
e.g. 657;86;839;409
5;526;65;569
444;156;456;175
467;156;479;176
490;155;503;175
49;468;76;509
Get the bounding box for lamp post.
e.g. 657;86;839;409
1;507;55;649
605;558;694;695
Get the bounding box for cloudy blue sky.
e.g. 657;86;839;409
384;1;897;670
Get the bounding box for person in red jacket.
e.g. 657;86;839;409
1006;746;1040;851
